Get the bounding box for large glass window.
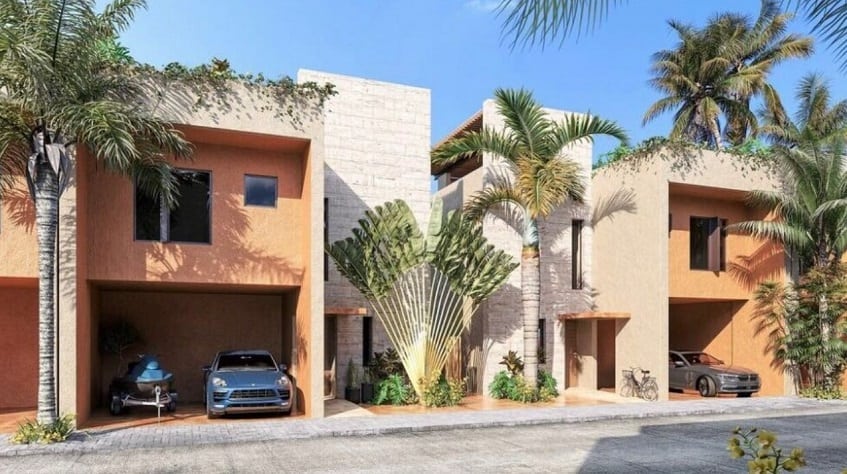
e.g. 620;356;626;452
135;169;211;244
244;175;277;207
690;216;726;271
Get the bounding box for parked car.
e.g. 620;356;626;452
203;350;295;418
669;350;760;397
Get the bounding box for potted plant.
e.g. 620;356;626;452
344;359;361;403
361;358;376;403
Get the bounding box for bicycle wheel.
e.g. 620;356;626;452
620;378;634;397
642;378;659;401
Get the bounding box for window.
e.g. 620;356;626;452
362;317;373;365
324;198;329;281
135;169;211;244
244;175;277;207
689;216;726;271
571;219;584;289
538;318;546;363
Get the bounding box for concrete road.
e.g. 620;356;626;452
5;410;847;473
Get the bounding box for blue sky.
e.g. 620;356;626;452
120;1;847;162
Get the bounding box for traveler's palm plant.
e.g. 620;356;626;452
327;199;517;398
0;0;193;424
431;88;626;387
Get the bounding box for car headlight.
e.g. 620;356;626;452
211;376;227;388
276;376;291;388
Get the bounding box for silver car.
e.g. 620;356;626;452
669;351;760;397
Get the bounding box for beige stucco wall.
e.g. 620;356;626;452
592;148;788;399
593;157;670;398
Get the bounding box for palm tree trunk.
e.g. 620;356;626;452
34;156;59;425
522;217;540;388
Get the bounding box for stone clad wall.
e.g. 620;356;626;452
297;70;431;391
473;99;595;394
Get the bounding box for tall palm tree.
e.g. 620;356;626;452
642;1;812;147
643;20;748;148
499;0;842;69
431;89;627;387
0;0;192;425
734;74;847;270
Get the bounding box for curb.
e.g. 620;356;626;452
3;397;847;458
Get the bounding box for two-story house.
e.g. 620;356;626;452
0;70;432;425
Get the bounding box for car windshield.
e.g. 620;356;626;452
216;354;276;371
683;352;724;366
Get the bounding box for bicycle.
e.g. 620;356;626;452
620;367;659;401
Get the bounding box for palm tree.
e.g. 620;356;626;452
643;20;747;148
0;0;192;425
732;74;847;389
499;0;841;69
734;74;847;270
642;1;812;147
431;89;627;387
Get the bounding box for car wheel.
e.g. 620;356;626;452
109;397;123;416
697;377;717;397
737;392;753;398
167;400;177;412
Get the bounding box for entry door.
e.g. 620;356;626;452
565;321;579;388
324;317;337;399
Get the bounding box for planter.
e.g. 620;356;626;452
345;386;361;404
360;382;374;403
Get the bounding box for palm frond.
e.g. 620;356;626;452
431;127;516;169
463;182;524;223
498;0;626;49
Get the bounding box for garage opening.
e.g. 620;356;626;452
669;300;736;366
91;286;297;409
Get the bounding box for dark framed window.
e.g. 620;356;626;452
135;169;211;244
538;318;546;364
244;175;277;207
324;198;329;281
690;216;726;271
571;219;584;289
362;317;373;365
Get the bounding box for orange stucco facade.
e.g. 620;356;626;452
0;122;323;423
667;188;788;395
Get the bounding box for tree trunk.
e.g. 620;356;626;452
522;217;540;389
34;157;59;425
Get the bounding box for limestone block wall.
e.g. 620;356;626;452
297;70;431;391
472;99;595;393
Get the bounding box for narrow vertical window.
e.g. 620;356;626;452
690;216;723;271
538;318;546;364
362;316;373;365
571;219;584;289
324;198;329;281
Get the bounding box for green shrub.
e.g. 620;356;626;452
727;427;806;473
10;414;75;444
373;374;414;406
799;385;845;400
422;375;465;407
488;369;559;403
538;369;559;400
489;370;514;399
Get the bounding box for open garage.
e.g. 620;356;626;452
91;285;298;410
669;298;784;396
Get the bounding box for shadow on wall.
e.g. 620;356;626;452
727;243;786;293
145;194;300;284
4;187;35;233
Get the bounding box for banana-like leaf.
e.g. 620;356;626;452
327;198;517;398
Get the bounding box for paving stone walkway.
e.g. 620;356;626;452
2;396;846;458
